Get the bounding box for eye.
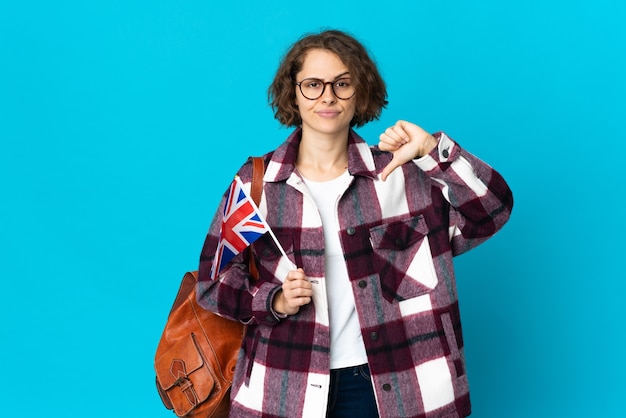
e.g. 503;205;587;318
305;80;321;88
335;78;352;88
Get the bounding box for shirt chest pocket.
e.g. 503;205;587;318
369;215;438;303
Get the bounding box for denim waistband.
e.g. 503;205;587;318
331;363;369;375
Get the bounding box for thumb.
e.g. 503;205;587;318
381;157;402;182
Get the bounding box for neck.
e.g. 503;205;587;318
296;129;350;181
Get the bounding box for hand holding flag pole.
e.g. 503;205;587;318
210;175;295;280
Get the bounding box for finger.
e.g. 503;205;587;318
382;126;408;145
286;268;306;281
283;277;312;294
290;286;313;298
285;290;312;309
286;297;311;309
286;280;312;293
390;123;411;142
378;134;401;150
381;157;401;182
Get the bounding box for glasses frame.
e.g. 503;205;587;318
295;77;356;100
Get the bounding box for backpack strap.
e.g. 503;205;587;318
250;157;264;206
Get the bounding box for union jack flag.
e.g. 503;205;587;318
210;176;270;280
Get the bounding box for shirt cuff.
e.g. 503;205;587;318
252;282;286;325
414;132;458;172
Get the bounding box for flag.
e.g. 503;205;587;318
210;176;270;279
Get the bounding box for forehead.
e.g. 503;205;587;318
298;48;349;79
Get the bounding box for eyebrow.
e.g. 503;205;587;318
302;71;351;81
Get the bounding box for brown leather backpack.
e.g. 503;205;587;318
154;157;264;417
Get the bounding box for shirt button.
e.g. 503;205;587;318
442;149;449;158
265;315;275;323
358;280;367;288
347;227;356;236
370;332;379;341
382;383;392;392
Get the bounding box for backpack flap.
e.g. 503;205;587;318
155;333;216;417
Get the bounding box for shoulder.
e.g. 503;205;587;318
235;152;275;183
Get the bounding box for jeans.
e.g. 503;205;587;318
327;364;379;418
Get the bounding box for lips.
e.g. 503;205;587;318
316;110;341;118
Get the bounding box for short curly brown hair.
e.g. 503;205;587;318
268;30;388;128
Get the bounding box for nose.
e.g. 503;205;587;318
320;82;337;104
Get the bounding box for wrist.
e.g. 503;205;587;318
272;290;289;316
417;135;438;158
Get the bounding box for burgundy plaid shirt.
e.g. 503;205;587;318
197;128;513;417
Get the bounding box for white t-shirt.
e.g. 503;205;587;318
302;170;368;369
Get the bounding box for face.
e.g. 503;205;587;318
295;49;356;138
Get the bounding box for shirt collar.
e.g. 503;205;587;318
264;128;378;183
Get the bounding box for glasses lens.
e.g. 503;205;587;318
299;79;323;99
332;78;354;99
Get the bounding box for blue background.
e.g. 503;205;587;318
1;1;624;416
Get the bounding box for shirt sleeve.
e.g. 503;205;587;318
414;132;514;256
195;165;284;327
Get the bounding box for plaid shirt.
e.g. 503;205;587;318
197;128;513;418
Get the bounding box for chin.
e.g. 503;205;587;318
312;121;351;134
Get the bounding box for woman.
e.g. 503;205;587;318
197;30;513;418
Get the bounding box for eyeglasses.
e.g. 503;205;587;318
295;77;355;100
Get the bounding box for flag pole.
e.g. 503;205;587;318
235;176;297;270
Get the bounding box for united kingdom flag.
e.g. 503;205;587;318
210;176;270;280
